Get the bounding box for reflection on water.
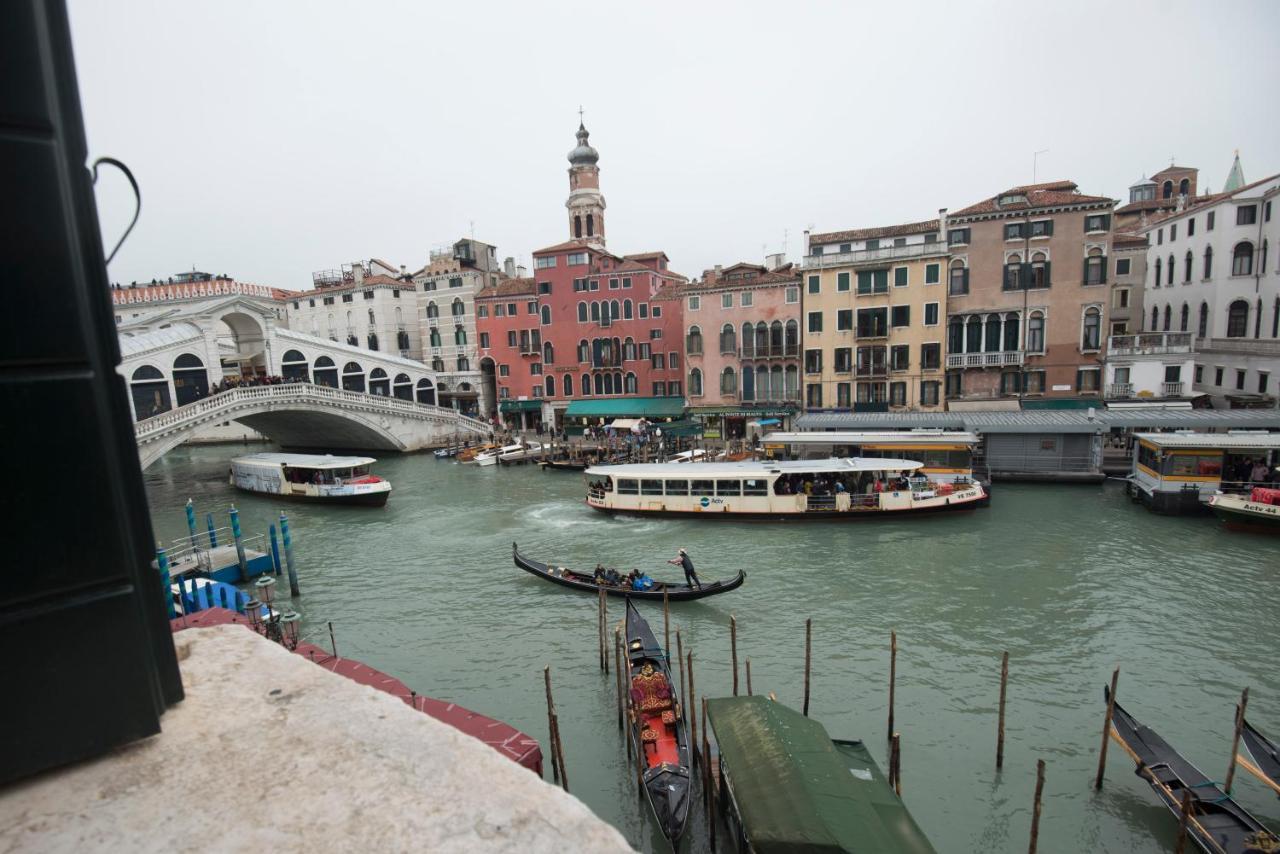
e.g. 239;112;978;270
146;445;1280;853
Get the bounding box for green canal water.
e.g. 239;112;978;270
144;444;1280;853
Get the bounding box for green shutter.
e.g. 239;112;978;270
1098;257;1107;284
874;270;888;292
1021;263;1032;289
962;268;970;292
1044;220;1054;236
837;272;850;292
1043;261;1052;287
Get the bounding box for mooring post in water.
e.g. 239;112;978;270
997;651;1009;770
1224;686;1249;794
185;499;198;550
704;696;717;852
887;630;897;738
1095;667;1120;789
676;627;685;719
891;732;902;795
1174;789;1192;854
730;615;739;697
597;587;605;672
803;618;812;717
1028;759;1045;854
156;543;175;618
701;696;711;812
687;650;697;764
268;523;282;576
552;710;569;794
229;505;249;582
614;628;624;730
746;658;753;696
280;512;300;597
206;512;218;548
328;621;338;658
663;587;670;657
543;665;561;783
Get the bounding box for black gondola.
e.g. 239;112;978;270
625;598;692;844
1240;717;1280;796
1104;687;1280;853
512;544;744;600
537;458;590;472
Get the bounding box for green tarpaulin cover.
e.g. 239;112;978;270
563;397;686;419
706;696;935;854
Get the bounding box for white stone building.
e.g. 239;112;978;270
282;260;419;360
1138;160;1279;407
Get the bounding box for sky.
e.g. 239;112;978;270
70;0;1280;292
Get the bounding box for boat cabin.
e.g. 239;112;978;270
1130;431;1280;514
229;453;391;506
763;431;980;484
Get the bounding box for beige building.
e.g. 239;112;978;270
800;219;948;411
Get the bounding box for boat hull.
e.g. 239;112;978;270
232;485;390;507
512;545;744;600
1209;494;1280;533
585;497;981;521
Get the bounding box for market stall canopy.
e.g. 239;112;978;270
498;400;541;413
563;397;685;420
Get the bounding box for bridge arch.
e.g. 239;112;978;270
341;361;366;392
216;311;266;376
416;378;436;406
282;349;309;382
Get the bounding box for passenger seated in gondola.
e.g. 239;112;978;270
593;564;606;584
632;571;655;591
605;568;622;585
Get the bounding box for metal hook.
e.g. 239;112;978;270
91;157;140;266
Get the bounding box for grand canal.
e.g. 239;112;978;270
145;444;1280;853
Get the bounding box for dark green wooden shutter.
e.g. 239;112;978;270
1044;261;1052;286
1098;257;1107;284
963;268;970;292
1022;263;1032;289
1044;220;1054;236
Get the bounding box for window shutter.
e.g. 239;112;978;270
963;268;970;291
1102;214;1111;231
1044;261;1052;286
1044;220;1054;236
1083;258;1090;284
1021;263;1032;288
1098;258;1107;285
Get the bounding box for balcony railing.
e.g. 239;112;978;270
1162;381;1185;396
801;241;947;269
1106;383;1134;398
739;345;800;360
855;365;888;378
1106;332;1195;356
945;350;1025;368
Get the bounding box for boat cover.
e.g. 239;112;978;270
706;696;935;854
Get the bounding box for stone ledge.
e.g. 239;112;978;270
0;625;633;853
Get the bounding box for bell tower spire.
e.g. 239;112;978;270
566;113;606;247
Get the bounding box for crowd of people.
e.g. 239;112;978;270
591;565;656;591
1226;457;1280;486
209;374;292;395
773;471;919;497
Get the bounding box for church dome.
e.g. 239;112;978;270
567;123;599;166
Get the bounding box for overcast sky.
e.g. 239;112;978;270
71;0;1280;291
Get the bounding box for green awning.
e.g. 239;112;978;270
688;405;797;418
1020;398;1100;410
499;399;542;413
657;419;703;437
563;397;686;420
707;697;936;854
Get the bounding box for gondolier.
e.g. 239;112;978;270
668;548;701;589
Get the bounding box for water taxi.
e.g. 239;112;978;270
1128;431;1280;514
1208;489;1280;533
584;458;986;519
473;441;543;467
228;453;392;506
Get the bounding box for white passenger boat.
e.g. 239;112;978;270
228;453;392;506
584;458;986;519
474;442;538;467
498;441;545;465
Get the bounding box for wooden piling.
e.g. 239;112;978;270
1224;686;1249;794
889;732;902;795
887;630;896;738
602;589;609;675
597;587;605;672
746;658;753;696
1094;667;1120;789
731;615;739;697
1173;789;1193;854
676;627;685;719
550;710;569;793
688;651;698;764
1028;759;1045;854
663;587;670;657
997;651;1009;770
614;628;624;730
543;666;560;783
328;621;338;658
803;618;812;716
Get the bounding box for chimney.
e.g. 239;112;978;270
352;263;365;284
765;252;787;271
938;208;948;243
803;229;811;256
714;264;723;276
503;256;517;277
516;265;528;278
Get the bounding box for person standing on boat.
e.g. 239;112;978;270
668;548;701;589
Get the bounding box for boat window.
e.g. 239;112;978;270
617;478;639;495
353;465;370;477
1163;453;1221;478
664;479;690;496
742;478;768;496
1137;443;1158;472
640;479;664;495
716;480;742;497
690;479;714;496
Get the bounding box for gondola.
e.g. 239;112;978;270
538;458;590;472
1104;687;1279;853
625;598;692;844
1239;717;1280;796
512;544;745;601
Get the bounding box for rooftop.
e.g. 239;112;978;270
950;181;1114;218
795;408;1280;433
809;218;940;246
477;277;538;299
1135;431;1280;450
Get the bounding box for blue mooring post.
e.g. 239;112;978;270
280;511;300;597
268;523;282;576
229;505;249;582
156;544;175;619
206;512;218;548
185;499;198;550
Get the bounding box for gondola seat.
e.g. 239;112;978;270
631;671;674;712
642;727;660;755
661;710;676;726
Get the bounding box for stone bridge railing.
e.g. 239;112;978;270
134;382;491;443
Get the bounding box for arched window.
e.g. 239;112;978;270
452;298;465;317
281;349;309;382
426;301;438;319
1184;251;1193;283
966;316;982;352
577;339;589;362
687;325;703;355
587;213;594;237
784;364;799;399
984;313;1001;352
367;308;376;325
755;322;768;355
1030;251;1049;288
720;323;737;354
689;368;703;396
1179;303;1189;332
623;299;633;320
784;319;799;355
1084;248;1106;286
1227;300;1249;337
431;356;445;372
610;300;620;320
771;364;784;400
602;373;613;395
429;328;442;348
1178;178;1189;196
394;306;403;325
577;302;588;322
948;317;964;353
367;332;379;351
1027;312;1045;353
1162;180;1173;199
582;373;592;396
614;371;623;394
454;326;467;346
541;305;551;325
625;372;637;394
313;356;338;388
623;337;636;361
949;259;968;295
545;375;556;397
1232;242;1254;276
590;302;601;322
1150;306;1159;331
1198;302;1209;338
1166;254;1174;286
563;374;574;397
1162;305;1171;331
720;366;737;395
130;365;172;419
1204;245;1213;278
739;322;754;358
369;368;389;396
741;365;755;401
341;361;365;392
415;378;436;406
393;373;412;400
1154;257;1162;287
574;215;582;238
1003;312;1019;351
397;329;410;350
769;320;783;354
543;341;554;364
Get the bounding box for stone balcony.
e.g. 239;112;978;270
0;625;631;853
1106;332;1195;357
801;241;947;269
946;350;1025;368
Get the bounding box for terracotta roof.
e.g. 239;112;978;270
809;218;939;245
950;181;1114;217
476;277;536;299
688;268;799;290
1112;232;1149;248
623;251;669;262
532;238;592;255
360;274;411;287
1115;198;1179;215
613;261;658;275
1134;173;1280;234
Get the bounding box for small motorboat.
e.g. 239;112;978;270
433;446;459;459
1209;488;1280;534
625;599;692;844
458;444;497;463
1238;717;1280;796
1104;686;1279;852
473;442;526;467
497;441;544;465
229;453;391;506
512;544;744;600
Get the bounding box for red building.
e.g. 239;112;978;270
477;122;687;430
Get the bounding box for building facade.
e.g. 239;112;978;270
1108;232;1147;336
944;181;1116;403
800;219;948;412
283;261;417;357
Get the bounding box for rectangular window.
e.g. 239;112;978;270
639;304;649;318
498;387;509;399
651;353;666;369
507;331;517;347
519;330;530;351
924;302;939;326
652;382;667;396
946;371;962;398
1170;224;1177;241
527;301;537;314
785;287;799;304
834;347;852;373
688;295;700;310
494;305;505;317
530;363;542;376
663;479;689;496
448;277;463;289
1157;228;1163;245
1260;372;1270;394
804;349;823;374
837;382;852;408
639;479;664;496
1077;369;1101;392
588;279;599;291
342;293;353;303
721;293;733;309
890;305;910;327
837;309;853;331
507;303;517;315
921;342;941;370
1005;223;1025;240
1085;214;1111;233
1116;258;1131;276
873;270;888;292
807;275;820;294
639;343;651;359
535;256;557;269
652;306;662;318
715;480;742;497
805;383;823;409
617;479;639;495
947;227;970;245
1236;369;1247;390
479;332;490;348
566;252;588;265
608;277;619;290
668;380;681;396
743;478;769;497
894;267;908;287
866;239;880;250
949;265;969;296
890;344;909;371
856;271;872;294
1237;205;1257;226
1214;366;1224;386
650;328;663;339
920;381;940;406
1266;201;1273;222
808;311;823;333
1030;220;1053;237
1207;211;1215;230
856;307;888;337
690;479;714;496
925;263;940;284
538;281;551;295
1024;370;1045;393
1113;288;1130;309
1188;217;1196;236
1194;364;1203;384
740;291;752;307
837;272;850;292
498;364;510;377
362;290;373;300
889;381;906;406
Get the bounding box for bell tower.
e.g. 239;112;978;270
566;114;606;247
